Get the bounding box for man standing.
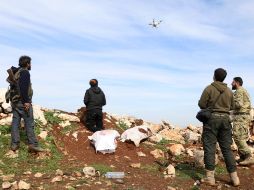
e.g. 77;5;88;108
198;68;239;186
231;77;254;165
84;79;106;132
9;55;43;153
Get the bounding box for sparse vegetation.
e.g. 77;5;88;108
60;123;79;134
116;120;129;131
91;163;112;175
44;111;63;125
175;163;204;180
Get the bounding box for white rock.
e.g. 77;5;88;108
72;132;78;141
186;148;194;157
83;167;96;177
2;181;11;189
158;129;185;144
148;124;163;134
184;131;200;143
4;150;19;159
137;152;146;157
161;120;174;129
187;124;196;131
51;176;63;183
18;180;31;190
38;131;48;140
194;149;218;168
34;172;43;178
33;105;47;125
0;115;12;125
11;181;18;190
149;134;163;143
130;163;141;168
2;174;15;181
166;164;175;177
59;120;71;128
55;169;64;176
57;113;79;122
167;186;176;190
168;144;185;156
150;149;164;159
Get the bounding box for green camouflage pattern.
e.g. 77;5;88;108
233;114;251;156
233;86;251;114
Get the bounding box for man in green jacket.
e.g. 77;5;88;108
198;68;239;187
231;77;254;166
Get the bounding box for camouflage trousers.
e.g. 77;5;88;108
233;114;251;156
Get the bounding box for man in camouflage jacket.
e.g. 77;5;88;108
232;77;254;166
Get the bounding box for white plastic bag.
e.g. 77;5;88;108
120;125;152;147
88;130;120;154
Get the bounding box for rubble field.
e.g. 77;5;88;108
1;105;254;190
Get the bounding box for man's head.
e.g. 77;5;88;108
231;77;243;90
213;68;227;82
19;55;31;70
89;79;98;87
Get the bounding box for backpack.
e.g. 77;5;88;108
5;67;29;103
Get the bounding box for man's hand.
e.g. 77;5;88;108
24;103;31;111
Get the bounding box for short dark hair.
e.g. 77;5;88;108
89;79;98;87
234;77;243;86
214;68;227;82
19;55;31;67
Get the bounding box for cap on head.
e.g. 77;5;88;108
214;68;227;82
89;79;98;87
233;77;243;86
19;55;31;67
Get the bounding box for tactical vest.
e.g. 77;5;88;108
6;68;33;104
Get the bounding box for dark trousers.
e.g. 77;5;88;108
11;101;38;147
85;109;103;132
202;115;236;173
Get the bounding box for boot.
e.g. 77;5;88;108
229;172;240;187
201;170;215;186
10;144;19;151
239;154;254;166
28;145;45;153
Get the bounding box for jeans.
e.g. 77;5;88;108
202;114;236;173
85;109;103;132
11;101;38;147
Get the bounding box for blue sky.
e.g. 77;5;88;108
0;0;254;127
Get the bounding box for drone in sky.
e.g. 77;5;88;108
149;19;162;28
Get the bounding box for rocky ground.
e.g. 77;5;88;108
1;100;254;189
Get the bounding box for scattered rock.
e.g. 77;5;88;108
4;150;19;158
38;131;48;140
34;173;43;178
2;174;15;182
150;149;164;159
18;180;31;190
158;129;185;144
0;169;3;175
161;120;174;129
184;131;200;143
194;149;218;168
0;115;12;125
23;171;32;175
186;148;194;157
187;124;196;131
73;171;82;177
165;164;175;177
11;181;18;190
2;181;11;189
51;176;63;183
130;163;141;168
137;151;146;157
55;169;64;176
72;132;78;141
167;186;176;190
168;144;185;156
33;105;47;125
83;167;96;177
57;113;79;122
59;120;71;128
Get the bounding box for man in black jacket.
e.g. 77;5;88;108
84;79;106;132
10;55;43;153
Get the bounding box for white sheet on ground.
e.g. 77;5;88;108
120;125;152;147
88;130;120;154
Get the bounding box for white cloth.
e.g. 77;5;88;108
88;130;120;154
120;125;152;147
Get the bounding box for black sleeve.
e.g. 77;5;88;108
102;91;106;106
19;70;31;104
84;90;89;106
